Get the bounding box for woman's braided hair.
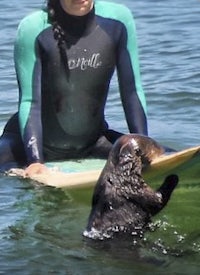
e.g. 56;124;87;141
47;0;69;73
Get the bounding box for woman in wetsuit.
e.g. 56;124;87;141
0;0;148;175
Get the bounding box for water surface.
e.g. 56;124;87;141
0;0;200;274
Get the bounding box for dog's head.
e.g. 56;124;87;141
106;134;143;181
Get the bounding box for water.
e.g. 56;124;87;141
0;0;200;274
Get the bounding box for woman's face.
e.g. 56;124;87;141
60;0;94;16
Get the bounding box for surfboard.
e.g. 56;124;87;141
7;145;200;188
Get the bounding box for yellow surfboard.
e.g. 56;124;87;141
7;145;200;188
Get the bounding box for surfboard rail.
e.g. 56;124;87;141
6;145;200;188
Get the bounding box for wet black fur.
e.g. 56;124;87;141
84;135;178;240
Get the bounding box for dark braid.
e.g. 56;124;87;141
47;0;69;74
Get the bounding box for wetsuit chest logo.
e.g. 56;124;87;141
68;53;102;70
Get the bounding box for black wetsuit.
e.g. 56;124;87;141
0;1;147;169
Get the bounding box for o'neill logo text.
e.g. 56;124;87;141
68;53;102;70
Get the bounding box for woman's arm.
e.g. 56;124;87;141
116;6;148;135
14;11;48;165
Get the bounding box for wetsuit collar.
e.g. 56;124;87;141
57;2;96;37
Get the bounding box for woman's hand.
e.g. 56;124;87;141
24;163;49;177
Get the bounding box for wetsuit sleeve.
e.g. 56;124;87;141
14;12;45;164
116;8;148;135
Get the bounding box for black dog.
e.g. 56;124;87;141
83;134;178;240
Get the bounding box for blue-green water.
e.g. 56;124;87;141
0;0;200;274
